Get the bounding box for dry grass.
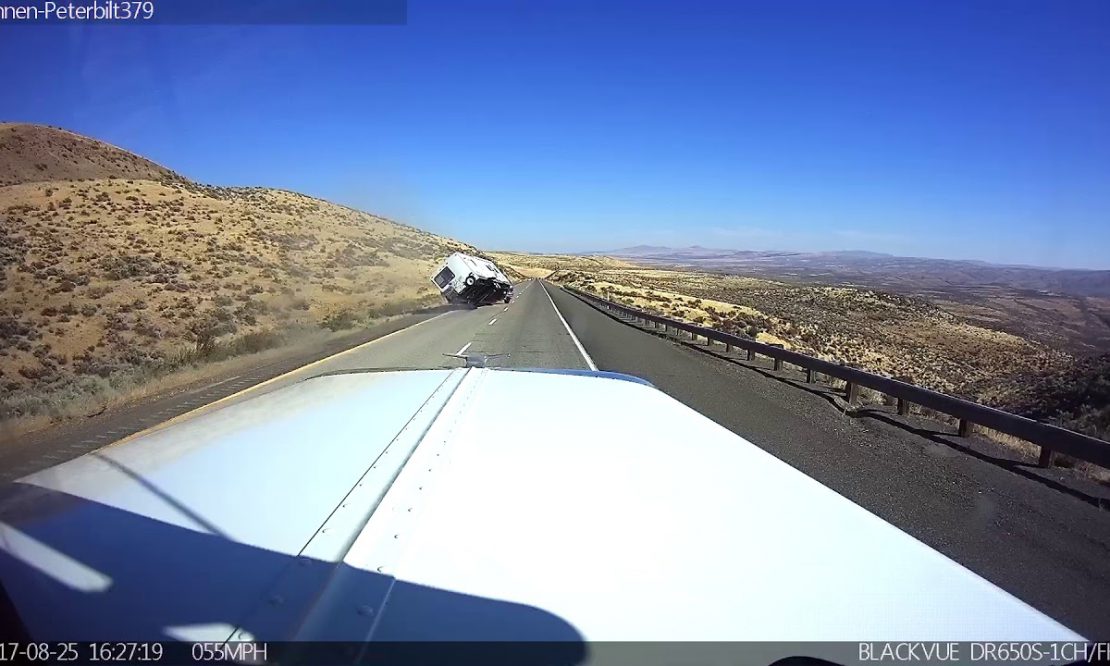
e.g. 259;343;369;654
0;318;416;445
488;251;639;278
0;122;177;186
540;265;1063;398
0;124;476;435
504;264;553;279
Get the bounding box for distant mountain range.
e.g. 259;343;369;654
585;246;1110;298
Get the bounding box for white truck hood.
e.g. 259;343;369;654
0;369;1082;648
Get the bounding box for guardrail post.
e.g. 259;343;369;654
958;419;972;437
725;342;732;352
846;382;859;404
1038;447;1055;468
806;368;815;383
770;344;784;371
897;398;910;416
746;349;755;361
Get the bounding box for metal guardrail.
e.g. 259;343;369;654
563;285;1110;470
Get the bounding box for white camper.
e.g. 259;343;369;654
431;252;513;305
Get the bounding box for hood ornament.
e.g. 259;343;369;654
443;352;510;368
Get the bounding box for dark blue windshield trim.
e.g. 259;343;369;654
495;368;654;387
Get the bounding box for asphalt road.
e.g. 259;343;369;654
0;281;589;482
293;278;592;373
4;277;1109;636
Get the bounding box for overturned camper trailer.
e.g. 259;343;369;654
431;252;513;305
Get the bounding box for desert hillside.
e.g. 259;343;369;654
0;123;180;186
987;353;1110;438
0;124;477;427
493;251;1107;440
595;245;1110;354
490;252;640;277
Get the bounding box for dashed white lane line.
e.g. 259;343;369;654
541;282;598;371
503;306;509;312
456;341;473;355
488;318;498;325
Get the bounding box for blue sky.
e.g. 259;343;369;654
2;0;1109;268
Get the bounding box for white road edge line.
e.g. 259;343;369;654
456;341;473;355
541;281;598;371
99;312;451;450
488;318;498;325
